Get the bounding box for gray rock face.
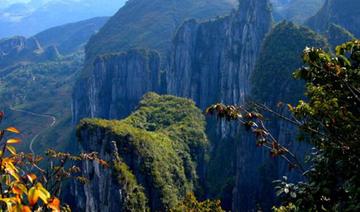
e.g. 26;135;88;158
166;0;273;210
72;49;163;123
73;128;124;212
167;0;272;110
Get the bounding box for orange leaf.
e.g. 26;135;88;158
26;174;37;184
28;187;39;206
5;127;20;134
12;183;27;195
12;186;22;195
22;206;31;212
7;138;21;144
48;197;60;212
98;159;109;168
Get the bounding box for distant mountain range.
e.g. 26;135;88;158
0;16;108;69
271;0;326;23
34;16;109;54
307;0;360;37
0;0;125;38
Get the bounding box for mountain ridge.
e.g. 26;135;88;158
307;0;360;37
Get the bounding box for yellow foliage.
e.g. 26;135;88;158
0;112;61;212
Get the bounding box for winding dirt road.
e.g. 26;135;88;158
9;106;57;155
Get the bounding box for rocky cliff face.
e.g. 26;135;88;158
72;49;163;123
167;0;271;111
75;93;208;211
72;0;239;124
166;2;272;210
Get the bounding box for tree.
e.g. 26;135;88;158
170;193;223;212
206;40;360;211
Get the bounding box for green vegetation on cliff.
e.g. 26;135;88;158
113;155;148;211
252;22;328;104
77;93;208;211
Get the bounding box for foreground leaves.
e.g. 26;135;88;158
0;112;109;211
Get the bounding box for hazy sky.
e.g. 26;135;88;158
0;0;99;9
0;0;126;37
0;0;47;9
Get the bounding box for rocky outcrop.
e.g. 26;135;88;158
72;49;163;123
75;93;208;211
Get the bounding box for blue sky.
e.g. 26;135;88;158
0;0;30;7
